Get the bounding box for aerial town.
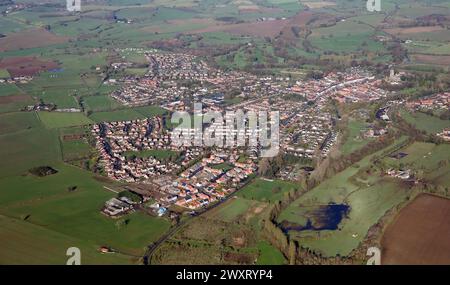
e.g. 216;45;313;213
93;51;397;217
2;0;450;268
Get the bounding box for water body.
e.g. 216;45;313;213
281;204;350;232
49;68;64;73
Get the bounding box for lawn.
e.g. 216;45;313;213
238;178;299;203
38;111;94;129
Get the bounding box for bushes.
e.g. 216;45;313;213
28;166;58;177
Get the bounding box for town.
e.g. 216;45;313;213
93;50;399;218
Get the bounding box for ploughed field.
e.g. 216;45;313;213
381;194;450;265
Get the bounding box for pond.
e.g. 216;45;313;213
281;204;350;232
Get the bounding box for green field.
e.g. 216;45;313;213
0;108;171;264
238;178;299;203
61;139;92;161
123;149;178;160
207;197;258;223
382;142;450;187
0;215;135;265
0;84;23;97
401;109;450;134
38;112;94;129
89;109;145;122
310;20;384;53
278;137;411;257
340;119;374;155
155;194;277;264
84;95;122;112
0;69;10;78
0;163;171;263
89;105;167;122
0;127;61;178
256;241;286;265
0;112;40;134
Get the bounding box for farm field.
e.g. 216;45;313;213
0;163;172;261
0;215;137;265
381;194;450;265
0;112;40;134
61;139;92;162
0;108;171;264
382;142;450;187
340;119;374;155
88;105;167;122
400;109;450;134
0;29;69;52
0;84;22;97
37;112;94;129
0;127;61;178
0;69;10;78
88;109;145;122
309;20;384;53
84;95;122;112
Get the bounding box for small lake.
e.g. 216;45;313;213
281;204;350;232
